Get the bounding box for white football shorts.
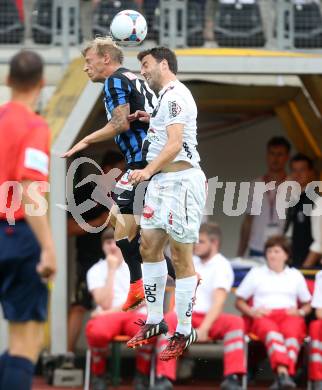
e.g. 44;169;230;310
140;168;207;243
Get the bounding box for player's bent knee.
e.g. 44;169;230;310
139;239;162;260
114;214;138;241
9;321;45;362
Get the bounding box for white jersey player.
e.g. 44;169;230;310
144;79;200;167
127;47;207;360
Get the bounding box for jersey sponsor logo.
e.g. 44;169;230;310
144;283;157;302
168;211;173;225
24;147;49;175
168;101;181;119
143;205;154;219
147;128;159;142
123;71;137;80
183;142;193;159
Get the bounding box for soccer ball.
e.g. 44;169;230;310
110;10;147;46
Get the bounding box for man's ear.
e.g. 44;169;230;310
103;53;111;65
160;59;168;71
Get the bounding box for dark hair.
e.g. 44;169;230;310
290;152;314;170
264;235;292;261
267;136;291;153
101;150;124;168
101;227;114;244
137;47;178;74
9;50;44;91
199;222;222;244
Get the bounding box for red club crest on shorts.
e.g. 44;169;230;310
168;211;173;225
143;205;154;219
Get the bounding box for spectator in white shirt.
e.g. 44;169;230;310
308;270;322;390
236;235;311;389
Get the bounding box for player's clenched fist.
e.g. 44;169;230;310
128;110;150;123
129;168;152;184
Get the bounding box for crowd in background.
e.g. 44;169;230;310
66;136;322;390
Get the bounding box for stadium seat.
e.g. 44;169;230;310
84;335;139;390
0;0;24;44
294;1;322;48
214;0;265;47
84;335;158;389
92;0;138;38
143;0;159;40
32;0;53;44
186;0;205;47
152;0;205;47
32;0;80;45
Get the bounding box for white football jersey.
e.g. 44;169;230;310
312;270;322;309
143;80;201;167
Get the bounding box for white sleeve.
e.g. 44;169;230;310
163;92;188;127
86;262;107;292
296;271;311;303
312;271;322;308
235;268;257;300
310;198;322;254
213;260;234;292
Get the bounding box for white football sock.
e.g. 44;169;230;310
142;260;167;324
175;275;197;336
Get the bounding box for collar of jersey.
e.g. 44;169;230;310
159;79;178;95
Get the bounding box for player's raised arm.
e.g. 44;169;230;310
148;123;183;171
62;104;130;158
